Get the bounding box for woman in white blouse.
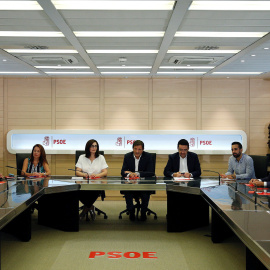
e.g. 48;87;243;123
76;139;108;220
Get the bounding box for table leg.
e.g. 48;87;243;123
246;247;268;270
167;191;209;232
38;190;79;232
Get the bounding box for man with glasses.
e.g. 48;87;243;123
163;139;201;178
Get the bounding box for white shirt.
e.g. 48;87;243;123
75;154;108;175
179;156;189;173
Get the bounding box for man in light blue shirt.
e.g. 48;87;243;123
221;142;255;180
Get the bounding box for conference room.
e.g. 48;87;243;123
0;1;270;269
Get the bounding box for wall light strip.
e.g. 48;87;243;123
75;31;164;37
212;72;262;75
167;50;240;54
52;1;174;10
98;66;152;69
175;31;267;38
5;49;78;54
35;66;90;69
87;50;158;54
160;66;214;69
0;1;42;10
189;1;270;10
0;31;64;37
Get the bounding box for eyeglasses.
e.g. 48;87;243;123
91;145;98;148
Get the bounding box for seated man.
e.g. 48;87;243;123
249;174;270;187
163;139;201;178
121;140;155;221
221;141;255;180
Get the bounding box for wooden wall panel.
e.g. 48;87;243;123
153;79;198;130
55;78;100;129
250;79;270;155
201;79;248;131
104;78;149;129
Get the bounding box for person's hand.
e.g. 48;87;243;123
0;173;3;179
173;172;182;177
183;172;191;178
90;174;97;179
129;173;137;178
249;179;257;184
252;180;264;187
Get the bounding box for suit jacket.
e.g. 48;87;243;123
163;151;201;178
121;151;155;178
261;174;270;188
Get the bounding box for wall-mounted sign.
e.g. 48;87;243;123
7;130;247;155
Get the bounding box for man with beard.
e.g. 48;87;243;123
221;142;255;180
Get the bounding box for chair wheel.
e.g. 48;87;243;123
97;212;101;215
119;216;122;219
147;212;151;216
154;216;157;220
104;215;108;219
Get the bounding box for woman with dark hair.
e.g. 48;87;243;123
22;144;51;177
76;139;108;220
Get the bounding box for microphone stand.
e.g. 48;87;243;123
68;168;90;179
6;165;26;176
203;170;221;185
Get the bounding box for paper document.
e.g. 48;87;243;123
173;177;193;181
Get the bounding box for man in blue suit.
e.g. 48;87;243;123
164;139;201;178
121;140;155;221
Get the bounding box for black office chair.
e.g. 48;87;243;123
75;150;108;220
119;153;157;220
16;153;30;175
250;155;269;179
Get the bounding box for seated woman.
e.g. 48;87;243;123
22;144;51;177
0;172;3;179
76;139;108;221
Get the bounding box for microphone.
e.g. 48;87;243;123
68;168;90;179
203;170;221;185
253;182;258;206
6;165;26;176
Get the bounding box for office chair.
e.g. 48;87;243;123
75;150;108;220
250;155;269;179
16;153;30;176
119;153;157;220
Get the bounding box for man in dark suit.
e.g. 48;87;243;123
121;140;155;221
164;139;201;178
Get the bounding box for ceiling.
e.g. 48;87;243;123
1;0;270;78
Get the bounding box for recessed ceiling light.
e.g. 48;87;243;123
189;1;270;10
75;31;164;37
212;72;262;75
45;72;94;74
3;59;7;62
0;1;42;10
241;60;245;62
251;55;256;57
167;50;240;54
35;66;90;69
175;31;267;38
5;49;78;54
227;77;230;79
264;47;269;50
97;66;152;69
101;72;150;74
52;1;174;10
87;50;158;54
157;72;206;74
0;31;64;37
0;72;39;74
159;66;214;69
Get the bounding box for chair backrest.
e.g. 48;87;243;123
150;153;156;174
250;155;269;179
75;150;104;164
16;153;30;175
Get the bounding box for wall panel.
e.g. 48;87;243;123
1;77;270;198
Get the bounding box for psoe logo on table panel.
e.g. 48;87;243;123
89;251;157;259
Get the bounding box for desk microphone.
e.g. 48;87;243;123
203;170;221;185
253;182;258;206
68;168;90;178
